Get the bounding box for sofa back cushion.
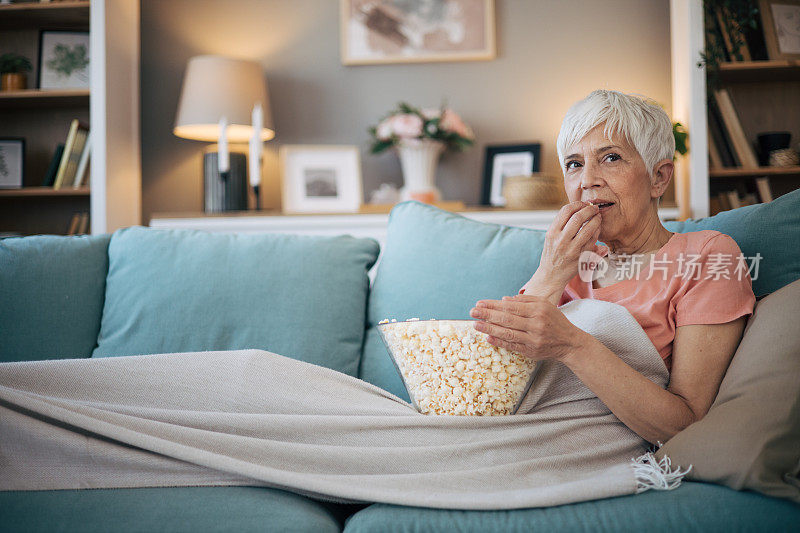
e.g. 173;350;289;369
92;226;379;377
0;234;110;362
663;188;800;297
360;202;546;398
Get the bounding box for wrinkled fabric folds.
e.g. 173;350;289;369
0;299;670;510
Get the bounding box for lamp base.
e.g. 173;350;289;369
203;152;248;212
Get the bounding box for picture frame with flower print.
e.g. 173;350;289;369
38;30;90;90
340;0;496;65
0;138;25;189
280;145;363;214
481;143;541;206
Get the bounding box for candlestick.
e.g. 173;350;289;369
218;116;229;174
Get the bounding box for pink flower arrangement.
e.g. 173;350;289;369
369;102;474;154
377;113;423;139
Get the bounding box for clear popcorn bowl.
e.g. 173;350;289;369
377;319;541;415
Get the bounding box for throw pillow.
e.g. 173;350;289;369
656;277;800;504
92;226;379;377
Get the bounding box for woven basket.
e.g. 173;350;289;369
768;148;800;167
502;173;564;209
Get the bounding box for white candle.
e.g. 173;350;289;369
249;135;260;188
249;103;264;187
218;116;229;174
253;102;263;143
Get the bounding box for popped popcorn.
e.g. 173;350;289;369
377;319;538;416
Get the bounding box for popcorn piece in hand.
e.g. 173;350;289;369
378;319;537;416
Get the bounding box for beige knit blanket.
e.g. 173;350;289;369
0;299;684;510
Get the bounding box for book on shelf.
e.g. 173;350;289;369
709;195;722;216
707;128;723;169
42;144;65;187
715;7;752;61
66;212;90;236
739;192;757;206
716;191;733;211
726;190;742;209
705;10;730;62
713;89;759;168
755;177;773;202
64;124;89;187
66;212;81;235
53;120;79;189
72;131;91;189
53;119;90;190
77;212;89;234
707;103;739;168
715;188;764;213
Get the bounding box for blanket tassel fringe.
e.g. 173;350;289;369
632;451;692;493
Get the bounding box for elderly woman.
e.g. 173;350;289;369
470;90;756;445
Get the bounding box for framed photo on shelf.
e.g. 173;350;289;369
280;145;363;214
759;0;800;60
481;143;541;206
340;0;495;65
38;30;90;90
0;138;25;189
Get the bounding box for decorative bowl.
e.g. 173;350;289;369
377;319;540;415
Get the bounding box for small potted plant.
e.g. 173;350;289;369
0;53;33;91
369;102;474;203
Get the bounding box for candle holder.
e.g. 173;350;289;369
203;152;248;212
173;56;275;213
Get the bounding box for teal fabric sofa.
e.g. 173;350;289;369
2;190;800;532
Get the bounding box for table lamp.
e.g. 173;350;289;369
174;55;275;212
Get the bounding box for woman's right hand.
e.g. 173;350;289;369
521;201;606;303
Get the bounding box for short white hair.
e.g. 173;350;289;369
556;90;675;179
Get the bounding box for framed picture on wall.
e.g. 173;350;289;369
0;138;25;189
759;0;800;59
280;145;363;214
340;0;495;65
481;143;541;206
38;30;90;89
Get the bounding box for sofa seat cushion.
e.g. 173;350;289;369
343;482;800;532
92;226;379;377
663;188;800;297
0;486;342;533
0;234;110;363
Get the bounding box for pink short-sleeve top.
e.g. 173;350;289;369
548;230;756;372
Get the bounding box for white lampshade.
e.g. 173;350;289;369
173;55;275;143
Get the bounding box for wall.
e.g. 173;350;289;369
140;0;672;222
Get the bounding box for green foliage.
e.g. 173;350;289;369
46;44;89;77
698;0;760;96
673;122;689;159
369;139;395;154
0;53;32;74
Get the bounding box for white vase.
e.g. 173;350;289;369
397;139;445;202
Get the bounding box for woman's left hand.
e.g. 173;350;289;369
469;294;593;362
